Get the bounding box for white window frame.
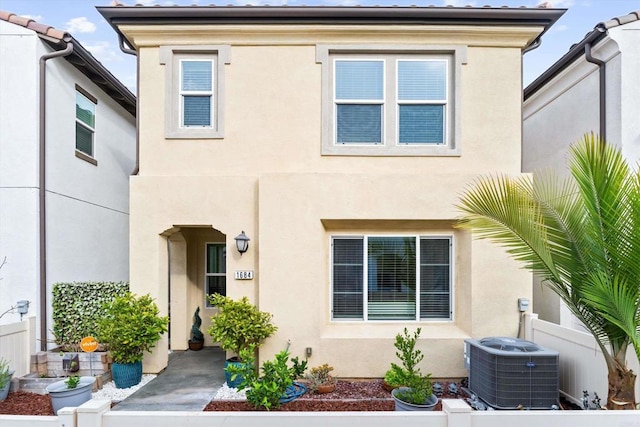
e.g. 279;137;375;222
179;59;215;128
330;234;453;322
333;58;386;145
75;85;97;163
159;45;231;139
396;59;448;146
205;243;226;308
317;44;466;156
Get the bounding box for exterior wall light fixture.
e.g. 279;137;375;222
234;231;250;255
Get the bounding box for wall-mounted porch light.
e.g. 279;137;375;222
234;231;250;255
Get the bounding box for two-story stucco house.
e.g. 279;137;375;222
0;12;136;349
523;10;640;330
99;4;564;377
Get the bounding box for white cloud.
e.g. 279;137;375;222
550;24;569;32
234;0;288;5
83;41;123;64
65;17;97;34
546;0;575;7
21;14;43;21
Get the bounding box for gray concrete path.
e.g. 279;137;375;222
113;347;226;411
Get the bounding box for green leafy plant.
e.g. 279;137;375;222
228;348;307;411
64;376;80;389
305;364;336;392
391;327;432;405
190;307;204;343
0;358;12;390
52;281;128;350
383;364;408;389
207;294;277;362
96;292;168;364
457;134;640;409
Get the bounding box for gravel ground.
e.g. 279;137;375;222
91;374;157;402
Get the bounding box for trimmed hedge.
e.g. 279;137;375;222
52;281;129;350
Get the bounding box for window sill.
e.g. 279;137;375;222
75;150;98;166
322;144;461;156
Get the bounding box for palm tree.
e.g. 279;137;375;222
457;134;639;410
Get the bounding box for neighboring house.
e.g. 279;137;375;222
99;5;564;376
523;10;640;330
0;12;136;351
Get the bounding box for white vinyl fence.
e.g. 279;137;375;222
1;399;639;427
524;313;640;406
0;317;35;378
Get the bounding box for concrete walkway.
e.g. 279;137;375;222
112;347;226;411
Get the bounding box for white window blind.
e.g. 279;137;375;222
332;236;451;321
180;60;213;127
398;60;447;144
335;60;384;144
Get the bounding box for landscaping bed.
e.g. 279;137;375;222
1;379;460;415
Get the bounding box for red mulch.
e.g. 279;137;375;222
0;391;54;416
0;379;457;415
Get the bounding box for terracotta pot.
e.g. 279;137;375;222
383;380;399;392
188;340;204;351
316;383;336;394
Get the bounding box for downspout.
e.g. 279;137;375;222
584;30;607;140
118;34;140;175
39;37;73;351
520;35;542;172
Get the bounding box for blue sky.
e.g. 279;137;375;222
1;0;638;90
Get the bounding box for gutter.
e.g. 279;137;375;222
117;34;140;175
39;37;74;351
584;29;607;140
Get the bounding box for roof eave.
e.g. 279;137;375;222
524;24;607;100
97;5;565;51
39;35;136;117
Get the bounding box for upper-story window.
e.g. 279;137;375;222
180;60;214;128
75;85;97;162
317;45;465;156
159;45;231;139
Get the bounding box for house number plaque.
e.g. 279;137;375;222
234;270;254;280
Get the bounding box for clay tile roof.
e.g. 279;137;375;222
0;10;69;40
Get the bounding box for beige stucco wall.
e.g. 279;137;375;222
127;23;538;376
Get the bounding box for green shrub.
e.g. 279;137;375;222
207;294;277;361
52;282;128;350
229;348;307;411
96;292;168;364
0;358;12;389
390;328;433;405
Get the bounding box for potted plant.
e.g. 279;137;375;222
389;327;438;411
45;375;96;413
188;306;204;351
0;358;14;401
96;292;168;389
306;363;337;394
207;293;277;387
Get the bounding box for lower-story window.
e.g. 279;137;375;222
205;243;226;307
331;235;452;321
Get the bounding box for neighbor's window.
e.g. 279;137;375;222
75;86;97;157
318;45;464;156
159;45;230;139
331;236;452;321
205;243;226;307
